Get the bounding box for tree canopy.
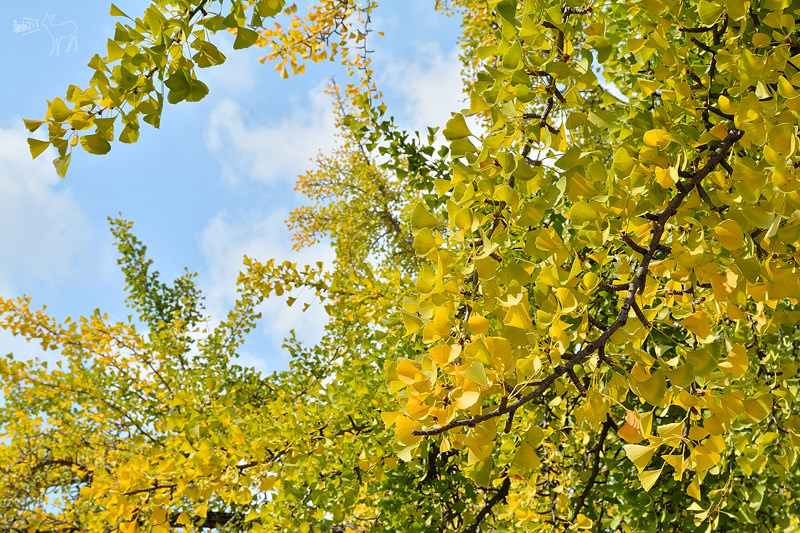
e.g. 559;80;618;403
4;0;800;531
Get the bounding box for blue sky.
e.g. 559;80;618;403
0;1;464;373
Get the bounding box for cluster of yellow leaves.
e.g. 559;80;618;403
387;0;800;529
255;0;381;100
11;0;800;530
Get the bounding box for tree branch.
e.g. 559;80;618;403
695;182;727;213
413;128;743;437
188;0;210;21
170;510;239;529
464;476;511;533
571;415;614;521
631;300;651;328
599;281;630;292
621;232;648;255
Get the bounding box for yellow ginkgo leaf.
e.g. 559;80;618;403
743;394;773;424
654;166;679;188
618;409;644;443
623;444;657;472
768;123;794;154
752;32;771;47
772;163;800;192
430;344;459;364
411;202;440;231
678;311;712;339
511;442;541;473
719;94;738;115
638;371;667;406
396;358;421;385
465;314;489;336
714;219;744;251
396;416;423;446
638;467;663;491
462;361;489;387
778;75;799;98
718;343;748;378
643;129;670;148
687;476;702;500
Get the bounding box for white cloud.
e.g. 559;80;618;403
198;210;335;371
197;37;469;374
201;35;258;96
378;42;466;134
204;84;337;185
0;126;106;364
0;126;96;294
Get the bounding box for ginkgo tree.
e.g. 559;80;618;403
4;0;800;531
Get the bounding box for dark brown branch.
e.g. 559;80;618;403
413;129;743;437
679;25;715;33
551;85;567;104
571;416;614;521
631;300;651;328
170;510;239;529
30;458;77;473
465;476;511;533
541;21;567;61
656;243;671;254
667;284;695;296
588;315;608;331
544;122;560;134
599;281;630;292
188;0;209;20
421;446;439;485
695;182;727;213
597;345;613;366
714;15;728;44
124;482;177;497
333;419;371;437
690;36;715;54
566;367;587;394
504;407;516;433
675;179;692;194
682;407;695;439
539;96;556;127
563;6;592;16
621;232;648;255
705;105;734;120
750;228;768;258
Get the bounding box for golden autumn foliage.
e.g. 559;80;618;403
6;0;800;531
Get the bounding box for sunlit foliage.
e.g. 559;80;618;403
6;0;800;531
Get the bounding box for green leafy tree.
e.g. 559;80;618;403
5;0;800;531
